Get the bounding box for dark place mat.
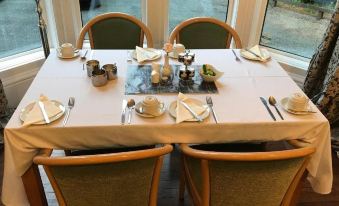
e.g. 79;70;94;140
125;65;218;95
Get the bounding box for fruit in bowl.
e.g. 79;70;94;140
199;64;223;82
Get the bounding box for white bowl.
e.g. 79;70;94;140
199;64;223;82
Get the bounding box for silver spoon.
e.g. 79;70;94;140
127;99;136;124
268;96;284;120
81;50;88;60
63;97;75;126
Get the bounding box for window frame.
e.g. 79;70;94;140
0;0;313;76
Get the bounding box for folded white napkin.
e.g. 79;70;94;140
23;95;63;126
246;45;270;62
176;93;206;123
135;46;159;63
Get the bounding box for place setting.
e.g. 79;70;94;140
239;44;271;62
57;43;80;59
129;46;162;63
121;93;216;124
19;94;67;126
260;92;316;121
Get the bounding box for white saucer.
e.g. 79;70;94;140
20;100;66;124
57;49;80;59
240;48;270;62
131;49;162;61
280;97;316;115
168;99;210;121
135;101;166;118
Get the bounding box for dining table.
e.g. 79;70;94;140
2;49;332;206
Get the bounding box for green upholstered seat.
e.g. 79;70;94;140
76;12;153;49
187;156;304;206
178;22;231;49
34;144;173;206
51;158;155;206
180;143;315;206
90;17;142;49
169;17;242;49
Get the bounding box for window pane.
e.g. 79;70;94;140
260;0;336;58
0;1;41;59
169;0;229;32
80;0;141;25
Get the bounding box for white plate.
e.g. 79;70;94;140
135;101;166;118
168;99;210;121
20;100;66;124
280;97;316;115
57;49;80;59
240;49;270;62
131;49;162;61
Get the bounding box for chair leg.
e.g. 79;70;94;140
179;155;186;200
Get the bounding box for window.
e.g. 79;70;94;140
0;1;41;59
260;0;335;58
79;0;142;25
168;0;229;32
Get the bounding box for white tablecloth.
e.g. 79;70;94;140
2;49;332;206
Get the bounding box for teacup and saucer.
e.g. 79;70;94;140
57;43;79;59
135;96;166;117
280;93;316;115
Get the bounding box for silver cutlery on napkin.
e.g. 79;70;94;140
260;97;276;121
245;48;264;60
63;97;75;126
231;49;240;61
38;101;50;124
206;96;218;123
121;99;127;124
179;100;203;122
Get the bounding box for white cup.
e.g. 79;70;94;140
141;96;163;115
172;44;185;58
60;43;74;58
287;93;309;111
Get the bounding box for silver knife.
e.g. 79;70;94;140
260;97;276;121
38;101;50;124
245;48;265;60
179;100;203;122
121;99;127;124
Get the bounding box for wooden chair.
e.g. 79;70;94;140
179;143;315;206
169;17;242;49
76;12;153;49
33;144;173;206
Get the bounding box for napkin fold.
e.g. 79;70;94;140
248;45;270;62
23;95;63;126
135;46;159;63
176;93;206;123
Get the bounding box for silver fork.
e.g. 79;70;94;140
206;96;218;123
231;49;240;61
63;97;75;126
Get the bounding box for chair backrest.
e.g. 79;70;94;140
169;17;242;49
180;144;315;206
76;12;153;49
34;144;173;206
